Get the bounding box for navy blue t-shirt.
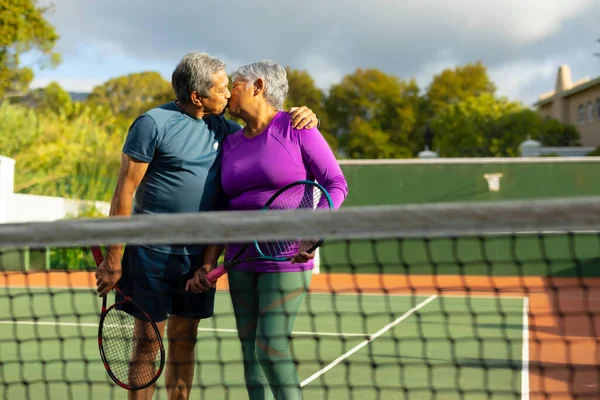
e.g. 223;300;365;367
122;101;241;254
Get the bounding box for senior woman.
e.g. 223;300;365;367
189;60;348;399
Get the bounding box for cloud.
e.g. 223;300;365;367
36;0;600;104
436;0;593;44
414;54;460;91
489;60;558;104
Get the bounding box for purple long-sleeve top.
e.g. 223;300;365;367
220;111;348;273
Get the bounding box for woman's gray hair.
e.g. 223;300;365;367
232;60;288;110
172;52;226;102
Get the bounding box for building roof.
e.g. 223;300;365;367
535;75;600;107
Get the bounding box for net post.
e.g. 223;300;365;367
313;248;320;275
22;247;30;272
0;156;16;224
44;247;51;270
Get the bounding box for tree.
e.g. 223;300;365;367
18;81;73;115
86;71;174;121
587;146;600;156
284;67;338;150
431;94;580;157
425;61;496;116
39;82;72;114
539;117;580;147
431;94;522;157
343;118;408;159
491;110;579;154
284;68;325;113
326;68;421;159
0;101;122;201
0;0;60;99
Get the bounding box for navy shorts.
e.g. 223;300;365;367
115;245;216;322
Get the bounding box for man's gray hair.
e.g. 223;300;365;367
172;52;226;102
232;60;288;110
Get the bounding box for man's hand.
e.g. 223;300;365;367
291;251;316;264
185;265;215;293
289;106;319;130
95;259;122;297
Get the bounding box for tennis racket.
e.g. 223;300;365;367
91;246;165;391
205;179;334;282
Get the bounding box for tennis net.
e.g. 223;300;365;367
1;196;600;400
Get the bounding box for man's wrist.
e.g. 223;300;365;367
105;248;122;265
201;263;215;273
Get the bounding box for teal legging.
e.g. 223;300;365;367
228;269;312;400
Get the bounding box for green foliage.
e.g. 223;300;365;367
21;81;73;115
0;0;585;188
539;118;580;147
0;100;42;155
431;95;581;157
493;111;580;153
0;101;121;201
343;118;412;159
1;41;587;207
86;71;174;120
284;67;339;151
587;146;600;157
326;68;421;158
284;67;326;114
492;108;545;157
0;0;60;98
49;246;97;270
50;206;107;270
425;61;496;116
432;94;525;157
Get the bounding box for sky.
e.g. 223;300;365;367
28;0;600;107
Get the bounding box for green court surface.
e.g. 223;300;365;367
0;288;527;399
320;233;600;277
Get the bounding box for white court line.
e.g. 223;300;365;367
0;320;368;337
521;296;530;400
300;294;438;387
307;291;527;300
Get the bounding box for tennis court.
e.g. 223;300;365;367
2;198;599;399
0;282;529;400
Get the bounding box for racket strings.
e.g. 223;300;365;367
261;183;327;258
101;308;161;388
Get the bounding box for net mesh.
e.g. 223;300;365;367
1;197;600;400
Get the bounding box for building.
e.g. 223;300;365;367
535;65;600;147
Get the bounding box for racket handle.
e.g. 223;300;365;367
91;246;104;266
206;265;226;282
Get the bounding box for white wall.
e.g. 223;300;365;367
0;156;16;223
0;156;110;224
8;193;110;223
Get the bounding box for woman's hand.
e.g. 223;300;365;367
291;251;316;264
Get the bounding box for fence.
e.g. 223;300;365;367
338;157;600;206
4;155;600;272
